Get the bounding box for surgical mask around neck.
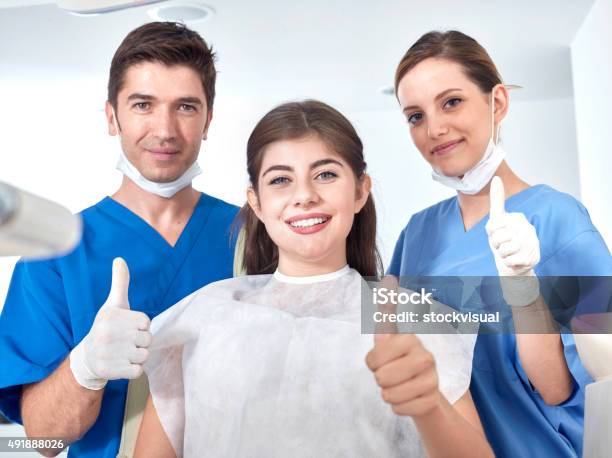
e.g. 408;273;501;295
431;87;505;195
111;107;202;199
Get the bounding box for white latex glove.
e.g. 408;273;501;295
70;258;152;390
485;176;541;307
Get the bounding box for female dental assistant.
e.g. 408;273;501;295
388;30;612;457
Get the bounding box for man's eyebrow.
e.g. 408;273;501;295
125;94;204;106
261;158;344;178
402;88;463;113
177;97;204;106
126;93;156;101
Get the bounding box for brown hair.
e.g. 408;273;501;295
108;22;216;111
395;30;502;95
237;100;383;278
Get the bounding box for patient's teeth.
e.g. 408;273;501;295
290;217;328;228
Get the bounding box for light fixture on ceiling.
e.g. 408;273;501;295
57;0;166;15
148;2;214;23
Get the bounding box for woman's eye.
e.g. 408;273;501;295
444;97;462;109
316;171;338;181
407;113;423;125
269;176;290;185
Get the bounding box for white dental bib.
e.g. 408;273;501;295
147;268;475;457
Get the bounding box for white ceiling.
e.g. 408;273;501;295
0;0;596;112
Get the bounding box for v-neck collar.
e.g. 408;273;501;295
92;192;222;316
451;184;547;235
96;193;211;252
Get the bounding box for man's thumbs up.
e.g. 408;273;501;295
105;257;131;309
70;258;152;390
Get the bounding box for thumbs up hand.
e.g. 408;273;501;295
366;333;441;417
70;258;152;390
485;177;541;306
366;276;440;418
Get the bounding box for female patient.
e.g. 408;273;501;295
134;100;493;457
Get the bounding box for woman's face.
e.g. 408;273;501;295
397;57;499;178
247;135;370;274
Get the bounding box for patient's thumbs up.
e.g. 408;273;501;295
489;176;506;219
374;275;400;337
106;257;131;309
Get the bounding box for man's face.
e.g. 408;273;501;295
105;61;212;183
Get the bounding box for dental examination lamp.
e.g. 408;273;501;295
0;181;81;259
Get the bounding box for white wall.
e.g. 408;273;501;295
0;80;252;310
571;0;612;246
0;78;583;310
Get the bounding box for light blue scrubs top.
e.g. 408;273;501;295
0;193;239;457
388;184;612;457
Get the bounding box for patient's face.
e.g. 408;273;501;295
248;135;369;275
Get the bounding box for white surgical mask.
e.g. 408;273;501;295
431;86;505;195
111;107;202;199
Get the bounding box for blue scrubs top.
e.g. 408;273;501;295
0;193;239;457
388;184;612;457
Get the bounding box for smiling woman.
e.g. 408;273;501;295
395;34;506;196
388;30;612;458
240;100;379;277
133;100;493;458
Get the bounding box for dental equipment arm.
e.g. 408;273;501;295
0;181;81;259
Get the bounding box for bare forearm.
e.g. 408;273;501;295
515;332;573;404
413;396;493;458
512;297;573;405
134;395;177;458
21;356;104;455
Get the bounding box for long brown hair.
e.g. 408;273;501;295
237;100;382;278
395;30;502;95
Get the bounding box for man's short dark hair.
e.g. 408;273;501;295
108;22;217;111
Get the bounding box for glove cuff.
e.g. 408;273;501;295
500;270;540;307
69;340;107;391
